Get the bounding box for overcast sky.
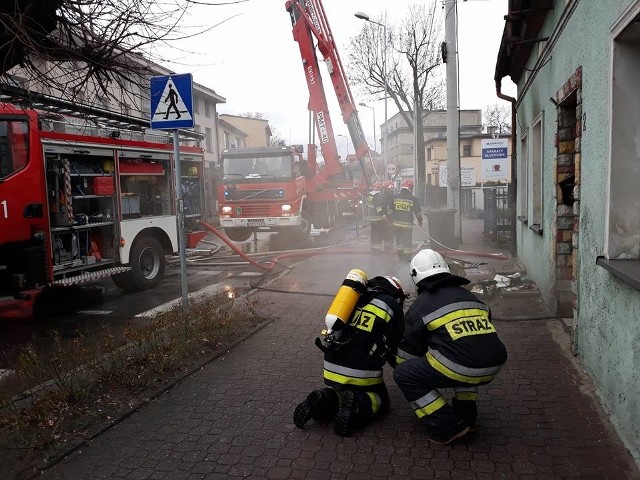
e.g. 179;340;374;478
162;0;515;158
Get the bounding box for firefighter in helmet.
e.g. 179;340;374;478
293;275;407;436
366;181;385;251
393;249;508;444
390;179;422;261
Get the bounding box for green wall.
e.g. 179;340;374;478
514;0;639;459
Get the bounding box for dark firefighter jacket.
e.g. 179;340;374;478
366;190;384;222
396;274;507;385
321;290;404;391
391;188;422;228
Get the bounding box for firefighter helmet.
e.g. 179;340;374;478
401;179;414;191
383;180;394;189
368;275;405;300
373;181;383;190
409;249;450;284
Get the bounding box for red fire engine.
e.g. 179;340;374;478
0;102;206;317
217;0;378;242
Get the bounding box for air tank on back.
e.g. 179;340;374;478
324;269;368;332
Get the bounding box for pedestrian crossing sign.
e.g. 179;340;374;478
150;73;195;130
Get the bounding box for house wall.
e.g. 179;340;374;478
219;115;270;148
515;0;640;457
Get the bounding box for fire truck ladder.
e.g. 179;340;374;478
286;0;377;186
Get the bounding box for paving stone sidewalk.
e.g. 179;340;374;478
33;238;640;480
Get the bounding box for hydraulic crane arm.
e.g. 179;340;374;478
286;0;376;185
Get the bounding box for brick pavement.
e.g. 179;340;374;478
36;225;640;480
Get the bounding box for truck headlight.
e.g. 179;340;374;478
222;206;232;213
281;204;292;212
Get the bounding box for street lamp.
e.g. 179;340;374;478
337;134;349;159
355;11;388;173
358;102;376;154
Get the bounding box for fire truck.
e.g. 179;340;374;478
217;0;377;242
0;101;207;317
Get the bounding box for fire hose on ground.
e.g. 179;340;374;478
187;221;558;322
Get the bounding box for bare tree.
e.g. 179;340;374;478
0;0;245;109
483;103;512;134
348;2;444;184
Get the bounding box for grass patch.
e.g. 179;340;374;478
0;291;268;479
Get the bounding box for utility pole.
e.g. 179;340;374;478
444;0;461;242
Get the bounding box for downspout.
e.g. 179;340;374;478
496;79;517;256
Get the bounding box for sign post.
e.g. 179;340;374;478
150;73;195;308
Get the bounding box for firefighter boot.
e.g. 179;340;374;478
294;388;338;428
334;390;358;437
452;398;477;432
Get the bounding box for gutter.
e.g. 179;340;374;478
496;81;518;256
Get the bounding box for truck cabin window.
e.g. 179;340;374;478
223;156;293;180
0;120;29;180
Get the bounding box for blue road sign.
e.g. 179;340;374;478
150;74;195;130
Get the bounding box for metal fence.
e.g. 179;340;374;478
483;186;513;245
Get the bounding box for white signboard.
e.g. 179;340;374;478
386;163;397;176
481;138;509;180
440;165;476;187
460;166;476;187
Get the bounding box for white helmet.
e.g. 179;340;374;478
410;249;450;284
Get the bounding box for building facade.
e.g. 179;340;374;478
382;109;483;172
495;0;640;459
218;114;271;148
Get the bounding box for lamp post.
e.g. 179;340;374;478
358;102;376;154
337;134;349;159
355;11;388;173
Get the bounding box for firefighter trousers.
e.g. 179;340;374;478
369;219;386;251
394;225;414;259
393;357;480;437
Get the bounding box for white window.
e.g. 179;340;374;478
607;7;640;259
520;130;529;219
193;97;200;114
205;101;211;118
531;113;543;228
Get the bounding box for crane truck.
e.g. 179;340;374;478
217;0;378;242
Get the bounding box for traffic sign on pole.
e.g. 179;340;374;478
150;74;195;130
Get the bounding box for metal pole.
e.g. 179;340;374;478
445;0;461;241
382;21;388;176
173;129;189;308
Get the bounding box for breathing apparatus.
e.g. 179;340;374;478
316;269;368;352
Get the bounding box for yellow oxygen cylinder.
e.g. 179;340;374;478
324;269;368;332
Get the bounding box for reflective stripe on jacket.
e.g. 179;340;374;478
397;285;507;377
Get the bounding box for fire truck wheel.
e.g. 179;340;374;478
111;271;136;291
224;228;253;242
128;236;166;291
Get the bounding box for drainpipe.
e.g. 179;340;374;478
496;79;517;256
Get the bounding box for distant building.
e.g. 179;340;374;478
382;109;483;171
219;114;272;148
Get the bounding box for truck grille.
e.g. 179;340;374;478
235;204;274;216
228;189;284;200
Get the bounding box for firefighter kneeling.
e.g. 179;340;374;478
393;249;508;445
293;271;406;437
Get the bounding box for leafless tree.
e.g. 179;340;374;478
483;103;512;134
348;2;444;183
0;0;245;112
